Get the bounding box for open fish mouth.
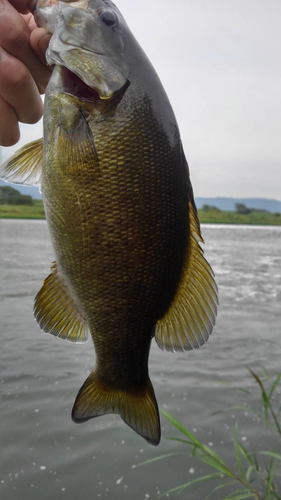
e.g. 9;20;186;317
35;0;129;99
61;67;101;103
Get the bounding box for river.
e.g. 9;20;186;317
1;220;280;499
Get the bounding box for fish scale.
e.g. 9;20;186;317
0;0;218;445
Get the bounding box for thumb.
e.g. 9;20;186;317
30;27;52;68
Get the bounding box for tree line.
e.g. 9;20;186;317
201;203;273;214
0;186;34;206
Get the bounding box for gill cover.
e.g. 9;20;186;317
35;0;129;98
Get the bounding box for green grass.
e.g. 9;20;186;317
137;369;281;500
1;203;281;225
198;209;281;225
0;200;45;219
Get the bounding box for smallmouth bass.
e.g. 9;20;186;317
0;0;218;445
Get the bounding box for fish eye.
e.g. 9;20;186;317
99;10;118;27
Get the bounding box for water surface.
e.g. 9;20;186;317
1;220;280;499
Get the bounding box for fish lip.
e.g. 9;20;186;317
49;43;128;99
47;44;112;97
58;38;106;58
60;65;130;104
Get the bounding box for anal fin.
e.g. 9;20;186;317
72;372;161;446
34;262;89;343
155;196;218;352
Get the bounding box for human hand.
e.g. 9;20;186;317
0;0;52;146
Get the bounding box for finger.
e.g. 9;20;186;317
4;1;37;15
0;0;51;93
30;27;52;66
22;13;38;31
0;94;20;146
0;46;43;124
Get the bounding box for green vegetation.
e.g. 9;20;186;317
0;199;45;219
0;185;33;206
198;204;281;225
0;189;280;225
137;369;281;499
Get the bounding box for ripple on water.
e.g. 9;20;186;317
1;221;281;500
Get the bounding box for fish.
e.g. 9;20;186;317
0;0;218;445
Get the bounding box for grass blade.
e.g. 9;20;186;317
238;388;251;395
234;422;244;479
245;466;255;483
249;369;269;423
201;444;227;465
132;452;186;468
161;409;228;469
262;392;270;425
266;460;277;500
157;473;222;498
160;409;201;446
224;495;255;500
271;492;281;500
251;448;260;472
196;454;234;476
260;451;281;461
268;373;281;400
239;443;253;466
204;481;238;500
223;488;256;499
166;437;196;446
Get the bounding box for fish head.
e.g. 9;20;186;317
35;0;130;100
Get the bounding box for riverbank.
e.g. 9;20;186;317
198;208;281;225
0;200;45;219
0;201;281;225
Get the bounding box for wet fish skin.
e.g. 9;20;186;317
41;62;188;442
0;0;218;445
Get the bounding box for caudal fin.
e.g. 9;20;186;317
71;371;161;446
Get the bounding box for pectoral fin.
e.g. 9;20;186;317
155;195;218;352
0;138;43;187
34;262;89;343
72;372;161;446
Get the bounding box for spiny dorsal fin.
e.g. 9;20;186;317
155;196;218;352
34;262;89;343
0;138;43;186
72;371;161;446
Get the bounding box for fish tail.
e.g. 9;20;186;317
71;371;161;446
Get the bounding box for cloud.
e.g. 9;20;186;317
1;0;280;199
121;0;281;199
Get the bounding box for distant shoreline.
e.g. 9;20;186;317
198;208;281;226
0;202;280;226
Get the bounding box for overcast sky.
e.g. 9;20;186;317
1;0;280;199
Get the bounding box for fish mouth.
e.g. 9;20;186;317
61;67;101;103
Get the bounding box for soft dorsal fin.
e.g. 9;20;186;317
0;138;43;187
34;262;89;343
155;195;218;352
